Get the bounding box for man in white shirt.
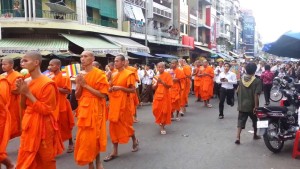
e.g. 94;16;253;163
216;63;237;119
140;64;154;104
214;61;225;98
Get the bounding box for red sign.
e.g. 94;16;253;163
182;35;194;49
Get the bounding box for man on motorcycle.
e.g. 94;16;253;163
235;62;262;145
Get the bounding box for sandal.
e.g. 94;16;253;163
160;130;167;135
235;140;240;145
132;139;139;152
67;145;74;153
176;117;180;122
103;155;118;162
206;104;212;108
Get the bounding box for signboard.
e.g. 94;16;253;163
243;16;255;56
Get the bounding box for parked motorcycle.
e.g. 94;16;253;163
270;76;294;102
255;87;300;153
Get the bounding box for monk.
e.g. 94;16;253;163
169;59;185;121
74;51;108;169
104;54;139;162
125;58;140;123
106;62;116;82
193;60;202;102
179;59;192;116
152;62;173;135
15;51;64;169
48;59;75;153
92;61;102;70
199;60;214;108
0;75;14;169
1;58;22;138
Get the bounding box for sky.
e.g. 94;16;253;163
239;0;300;43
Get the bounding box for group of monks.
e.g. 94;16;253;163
0;50;215;169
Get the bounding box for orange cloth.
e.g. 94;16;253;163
50;72;74;142
181;65;192;106
126;66;139;109
16;75;64;169
199;66;214;100
6;70;22;139
152;72;173;125
194;67;203;98
169;68;185;112
108;69;136;144
0;76;11;162
74;68;109;166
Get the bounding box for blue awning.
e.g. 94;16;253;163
155;54;178;59
129;51;154;57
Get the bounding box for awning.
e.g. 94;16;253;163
124;3;135;20
222;53;235;60
45;2;75;14
61;34;121;56
1;53;25;59
149;40;192;48
131;5;145;22
100;35;150;53
0;38;68;54
195;46;214;53
215;53;231;61
155;54;178;59
229;51;239;58
128;52;154;57
244;55;254;59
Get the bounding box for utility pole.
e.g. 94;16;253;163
145;0;149;64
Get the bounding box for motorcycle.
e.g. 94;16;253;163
270;76;294;102
255;86;300;153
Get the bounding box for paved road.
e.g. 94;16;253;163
6;95;300;169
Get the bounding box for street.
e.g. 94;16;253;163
6;95;300;169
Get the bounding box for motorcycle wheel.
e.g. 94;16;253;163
263;121;284;153
270;87;283;102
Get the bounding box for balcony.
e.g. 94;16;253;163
130;23;178;40
190;15;197;27
199;0;212;6
153;7;171;19
124;0;145;8
36;10;77;21
87;17;118;29
0;9;25;18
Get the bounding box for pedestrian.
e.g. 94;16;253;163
235;62;262;145
199;60;214;108
179;59;191;115
217;62;237;119
260;65;274;106
214;61;224;98
193;60;202;102
152;62;173;135
0;74;14;169
48;59;75;153
15;51;64;168
1;58;22;139
140;64;154;105
104;54;139;162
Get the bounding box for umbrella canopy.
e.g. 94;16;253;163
263;31;300;58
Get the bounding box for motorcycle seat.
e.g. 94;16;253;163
265;106;288;113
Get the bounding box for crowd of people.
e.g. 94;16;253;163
0;50;298;169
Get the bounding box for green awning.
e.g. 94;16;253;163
195;46;214;53
0;38;68;54
148;40;192;49
61;34;121;56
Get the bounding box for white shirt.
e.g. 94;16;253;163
141;69;154;85
214;66;225;83
255;64;265;76
216;71;237;89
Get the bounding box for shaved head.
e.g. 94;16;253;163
157;62;165;67
25;51;42;65
2;58;14;66
92;61;101;68
116;54;125;61
50;59;61;67
108;62;114;66
1;58;15;72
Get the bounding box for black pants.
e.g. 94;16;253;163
70;89;78;110
214;83;221;98
263;84;272;103
219;87;234;116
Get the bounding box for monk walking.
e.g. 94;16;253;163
48;59;75;153
199;60;214;108
152;62;173;135
169;60;185;121
193;60;202;102
74;51;108;169
1;58;22;139
104;55;139;162
0;75;14;169
179;59;192;116
15;51;64;169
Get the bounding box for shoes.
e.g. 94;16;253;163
180;111;185;117
218;115;224;119
253;135;261;140
160;130;167;135
235;140;240;145
176;117;180;121
264;102;270;106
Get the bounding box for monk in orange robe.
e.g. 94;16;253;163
179;59;192;116
105;62;117;82
48;59;75;153
199;60;214;107
104;55;139;162
152;62;173;135
169;59;185;121
15;51;64;169
0;75;14;169
193;60;203;102
125;58;140;123
1;58;22;139
74;51;108;169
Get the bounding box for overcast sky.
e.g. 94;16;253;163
239;0;300;43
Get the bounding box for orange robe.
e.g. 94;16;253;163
126;66;139;112
74;68;109;166
181;65;192;106
16;75;64;169
169;68;185;112
50;72;74;142
0;76;11;162
194;67;203;98
152;72;173;125
200;66;214;100
6;70;22;138
108;69;136;144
